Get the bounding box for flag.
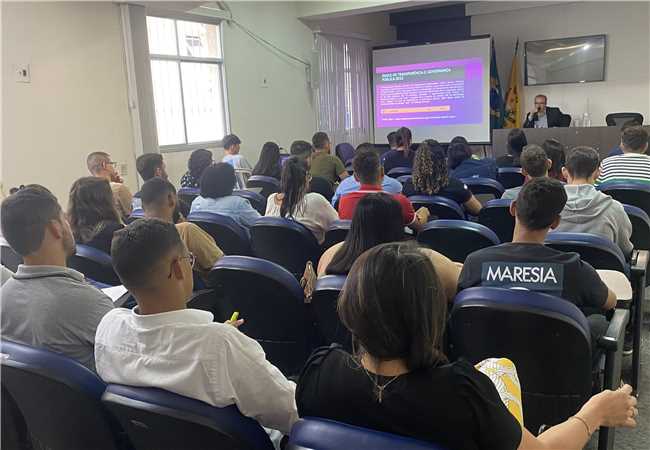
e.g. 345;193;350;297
489;39;504;130
504;39;521;128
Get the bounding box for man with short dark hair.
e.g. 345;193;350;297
141;178;223;275
501;144;551;200
338;150;429;230
222;134;252;189
133;153;168;209
310;132;349;185
557;146;632;256
1;186;114;371
598;126;650;185
87;151;133;220
497;129;527;167
607;120;641;157
95;219;298;438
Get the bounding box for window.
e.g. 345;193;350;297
146;16;227;148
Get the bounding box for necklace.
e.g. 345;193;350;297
361;366;401;403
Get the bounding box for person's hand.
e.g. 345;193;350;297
416;206;430;222
111;173;124;184
584;384;638;429
225;318;245;329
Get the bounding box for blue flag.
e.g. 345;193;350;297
490;39;504;129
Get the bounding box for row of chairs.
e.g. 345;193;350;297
386;166;525;190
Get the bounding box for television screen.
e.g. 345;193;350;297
525;35;606;86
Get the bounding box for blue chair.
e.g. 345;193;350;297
246;175;280;199
207;256;308;375
478;199;514;243
335;143;355;165
387;167;412;178
449;287;628;449
1;239;22;272
280;153;291;166
322;220;351;250
417;220;499;262
461;177;505;200
67;244;120;286
624;204;650;250
598;182;650;218
408;196;465;220
178;187;200;206
102;384;273;450
288;418;447;450
188;211;251;256
396;174;412;185
545;232;628;274
0;340;124;450
497;167;525;189
233;189;266;215
250;217;322;277
311;275;350;351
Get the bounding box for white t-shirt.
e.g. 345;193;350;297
265;192;339;244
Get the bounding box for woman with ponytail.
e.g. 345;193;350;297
382;127;415;174
265;156;338;244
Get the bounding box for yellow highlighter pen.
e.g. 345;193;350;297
230;311;239;322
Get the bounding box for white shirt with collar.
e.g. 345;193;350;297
95;307;298;434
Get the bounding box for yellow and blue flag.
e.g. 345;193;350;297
490;39;504;130
504;39;522;128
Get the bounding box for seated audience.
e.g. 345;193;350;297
297;242;637;450
597;126;650;184
1;186;113;371
95;219;297;436
318;193;460;301
311;132;349;186
190;163;261;229
497;129;527;167
448;141;497;180
339;149;429;231
290;140;334;201
557;146;633;256
181;148;213;188
133;153;168;209
252;141;282;180
403;142;482;216
607;120;641;158
331;143;403;207
87;151;132;220
67;177;124;254
541;139;566;182
501;145;551;200
265;157;338;244
222;134;252;190
382;127;415;174
141;178;223;276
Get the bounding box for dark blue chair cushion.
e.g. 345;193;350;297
408;195;465;220
497;167;525;189
188;211;251;256
246;176;280;198
624;204;650;250
478;199;514;243
461;177;505;198
67;244;120;286
233;189;266;215
335;143;355;164
417;220;499;262
322;220;351;249
387;167;413;178
545;231;629;274
311;275;350;350
598;181;650;218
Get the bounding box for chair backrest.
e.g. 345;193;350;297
497;167;525;189
67;244;120;286
0;340;121;450
386;166;412;178
0;240;22;272
605;112;643;127
246;175;280;199
335;143;355;164
598;182;650;218
178;187;200;206
102;384;273;450
250;216;322;276
545;232;629;275
322;220;351;249
396;174;412;185
559;113;572;127
408;195;465;220
417;220;500;262
311;275;351;351
288;418;447;450
624;204;650;250
449;287;592;434
461;177;505;200
233;189;266;215
206;256;307;375
478;199;514;243
188;211;251;256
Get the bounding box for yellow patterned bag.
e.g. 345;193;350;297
476;358;524;426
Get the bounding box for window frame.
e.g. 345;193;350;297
146;11;230;153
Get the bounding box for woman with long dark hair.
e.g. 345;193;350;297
265;156;338;244
382;127;415;174
297;242;638;450
252;141;282;180
180;149;213;188
403;141;483;216
67;177;123;254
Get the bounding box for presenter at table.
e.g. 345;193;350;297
523;94;564;128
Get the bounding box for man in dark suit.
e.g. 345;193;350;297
523;94;566;128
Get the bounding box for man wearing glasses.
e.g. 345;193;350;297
523;94;565;128
87;151;133;220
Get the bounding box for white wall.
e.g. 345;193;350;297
2;2;136;204
471;1;650;125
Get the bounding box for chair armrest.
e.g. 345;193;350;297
598;308;629;352
631;249;648;276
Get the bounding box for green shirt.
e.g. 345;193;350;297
311;151;346;185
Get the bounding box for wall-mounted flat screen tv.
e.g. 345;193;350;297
525;34;606;86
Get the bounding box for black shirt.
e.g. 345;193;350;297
382;150;414;174
496;154;521;168
402;177;472;205
82;221;124;255
458;243;608;314
296;347;522;450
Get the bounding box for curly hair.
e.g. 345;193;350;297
67;177;121;243
412;141;448;195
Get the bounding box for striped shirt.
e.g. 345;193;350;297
597;153;650;186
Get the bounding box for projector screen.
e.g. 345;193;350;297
372;37;491;145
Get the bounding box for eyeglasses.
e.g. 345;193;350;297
168;252;196;279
